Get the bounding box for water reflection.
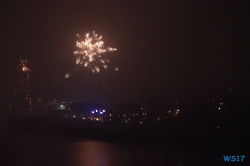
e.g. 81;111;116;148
0;130;226;166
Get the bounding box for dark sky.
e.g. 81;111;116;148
1;0;249;104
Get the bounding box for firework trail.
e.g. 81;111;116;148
66;31;118;78
20;59;32;110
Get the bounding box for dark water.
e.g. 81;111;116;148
0;130;217;166
0;114;249;166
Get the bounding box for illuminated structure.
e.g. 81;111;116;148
108;103;146;123
68;102;106;121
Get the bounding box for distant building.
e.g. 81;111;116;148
108;103;146;123
45;99;66;111
69;102;106;121
45;102;59;110
41;100;66;118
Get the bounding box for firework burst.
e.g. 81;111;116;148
66;31;118;77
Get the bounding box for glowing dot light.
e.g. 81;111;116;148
65;72;71;78
20;59;31;72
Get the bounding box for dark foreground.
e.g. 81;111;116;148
8;116;250;146
2;129;248;166
2;115;250;165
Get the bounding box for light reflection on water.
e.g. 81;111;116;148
0;130;221;166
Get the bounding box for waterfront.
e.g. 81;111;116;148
0;129;226;166
1;123;249;165
1;109;250;166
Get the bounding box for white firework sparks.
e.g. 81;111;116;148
20;59;31;72
65;72;71;78
73;31;117;74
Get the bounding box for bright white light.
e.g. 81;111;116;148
96;109;98;112
177;109;179;112
96;118;99;121
68;31;118;75
91;111;94;114
74;116;76;118
100;112;103;114
103;110;105;112
83;117;85;119
65;72;71;78
218;107;221;110
169;110;171;113
20;59;31;72
140;122;142;124
61;105;63;107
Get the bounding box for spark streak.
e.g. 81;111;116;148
66;31;118;77
20;59;32;110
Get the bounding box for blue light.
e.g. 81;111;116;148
100;112;103;114
91;111;94;114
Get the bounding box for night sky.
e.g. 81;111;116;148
1;0;249;105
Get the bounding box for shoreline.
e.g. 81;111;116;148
7;115;249;149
